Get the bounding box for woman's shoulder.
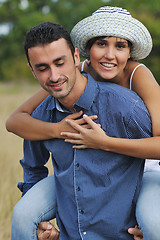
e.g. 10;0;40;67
125;60;142;73
79;59;90;72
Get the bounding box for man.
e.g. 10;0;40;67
12;22;151;240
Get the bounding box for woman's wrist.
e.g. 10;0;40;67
46;122;61;139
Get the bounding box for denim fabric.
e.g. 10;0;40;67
11;175;56;240
136;171;160;240
12;172;160;240
17;74;152;239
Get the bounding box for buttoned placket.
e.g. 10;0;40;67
56;95;89;238
54;100;88;239
73;149;87;239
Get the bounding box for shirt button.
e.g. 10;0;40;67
76;163;79;167
77;186;80;191
80;210;84;214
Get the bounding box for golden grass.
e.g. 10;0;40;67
0;83;54;239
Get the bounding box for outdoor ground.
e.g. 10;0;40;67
0;83;54;239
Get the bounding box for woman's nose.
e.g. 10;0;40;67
104;47;115;59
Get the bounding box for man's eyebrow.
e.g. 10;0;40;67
35;55;66;68
53;55;66;63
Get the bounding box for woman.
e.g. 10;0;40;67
8;6;160;240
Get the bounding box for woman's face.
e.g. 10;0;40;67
88;37;131;81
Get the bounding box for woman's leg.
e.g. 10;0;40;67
11;175;56;240
136;171;160;240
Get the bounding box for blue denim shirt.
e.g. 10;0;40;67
19;74;152;240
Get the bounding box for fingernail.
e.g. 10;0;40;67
47;223;52;229
128;228;133;233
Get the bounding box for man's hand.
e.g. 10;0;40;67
37;221;59;240
128;225;143;240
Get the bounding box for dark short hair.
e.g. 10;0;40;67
24;22;75;66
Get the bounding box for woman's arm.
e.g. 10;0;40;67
61;114;160;159
61;64;160;159
6;88;97;140
6;88;54;140
6;61;86;140
131;64;160;137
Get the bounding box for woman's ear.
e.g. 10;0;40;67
86;47;90;55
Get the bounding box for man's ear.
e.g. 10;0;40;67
27;63;37;79
74;48;80;67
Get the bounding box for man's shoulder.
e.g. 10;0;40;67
88;73;137;101
97;81;143;105
96;81;150;120
87;74;146;111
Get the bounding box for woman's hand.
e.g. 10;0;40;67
58;111;98;139
61;114;107;149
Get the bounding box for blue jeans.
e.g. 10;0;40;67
11;175;56;240
11;172;160;240
136;171;160;240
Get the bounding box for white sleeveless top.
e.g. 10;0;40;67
81;59;88;71
81;60;160;172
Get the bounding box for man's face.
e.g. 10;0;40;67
28;38;80;100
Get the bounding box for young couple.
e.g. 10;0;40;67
7;6;160;240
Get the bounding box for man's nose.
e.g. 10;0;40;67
49;67;60;82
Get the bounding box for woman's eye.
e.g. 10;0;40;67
97;42;106;47
117;43;128;49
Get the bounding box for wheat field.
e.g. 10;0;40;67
0;83;54;240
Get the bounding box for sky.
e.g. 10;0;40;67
0;23;10;35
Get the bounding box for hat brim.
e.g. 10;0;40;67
70;13;152;60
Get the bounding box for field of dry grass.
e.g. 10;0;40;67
0;83;54;239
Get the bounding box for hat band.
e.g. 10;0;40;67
92;6;131;16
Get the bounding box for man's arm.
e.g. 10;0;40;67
19;139;50;195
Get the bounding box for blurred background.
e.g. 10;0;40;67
0;0;160;239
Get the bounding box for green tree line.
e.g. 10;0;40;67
0;0;160;83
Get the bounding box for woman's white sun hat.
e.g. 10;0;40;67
70;6;153;60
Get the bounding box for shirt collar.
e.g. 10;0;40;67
46;73;97;112
74;73;97;110
46;96;56;111
46;97;68;112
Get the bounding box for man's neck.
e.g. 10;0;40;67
58;71;88;112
